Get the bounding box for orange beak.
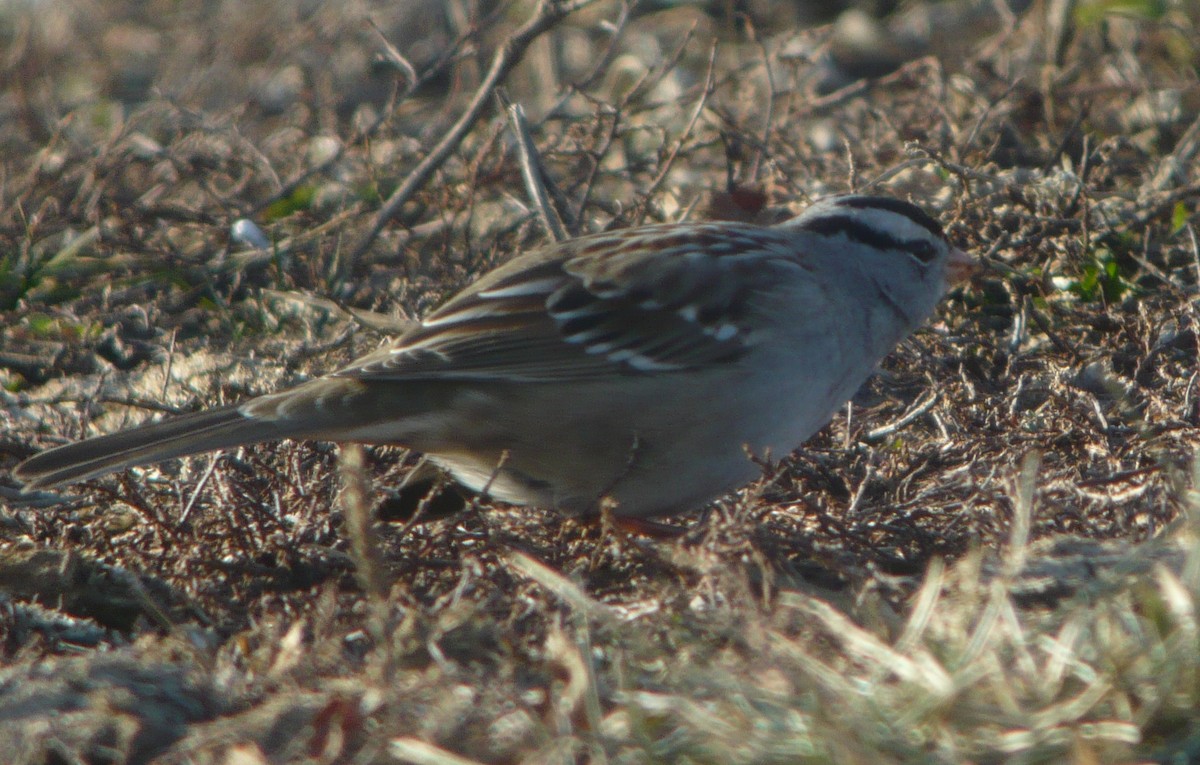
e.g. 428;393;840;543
946;247;978;287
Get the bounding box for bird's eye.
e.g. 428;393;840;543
908;240;938;264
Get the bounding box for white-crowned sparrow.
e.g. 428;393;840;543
15;194;976;517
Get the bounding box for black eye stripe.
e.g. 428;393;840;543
802;216;940;263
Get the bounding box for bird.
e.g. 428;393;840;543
14;194;976;518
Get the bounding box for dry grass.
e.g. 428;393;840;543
2;0;1200;762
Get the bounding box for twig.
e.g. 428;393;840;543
18;393;189;417
353;0;597;260
863;389;940;443
392;459;451;542
500;92;569;242
160;328;177;402
178;456;220;525
391;738;488;765
1149;110;1200;192
1040;103;1090;174
253;18;474;217
340;443;387;601
259;289;416;334
1025;294;1082;362
632;40;719;225
798;56;937;115
572;105;620;228
749;34;775;184
625;19;699;108
367;17;418;88
959;76;1024;155
1004;451;1040;578
569;1;632;92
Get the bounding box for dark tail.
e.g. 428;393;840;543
14;404;289;489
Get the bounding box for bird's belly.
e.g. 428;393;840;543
420;365;856;518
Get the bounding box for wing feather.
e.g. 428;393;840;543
335;223;802;383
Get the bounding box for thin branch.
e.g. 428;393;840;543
572;105;620;228
750;35;776;184
352;0;597;260
501;92;569;242
252;23;466;217
367;17;418;88
340;443;387;601
863;390;940;444
633;41;719;225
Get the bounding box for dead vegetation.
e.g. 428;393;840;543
2;0;1200;762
